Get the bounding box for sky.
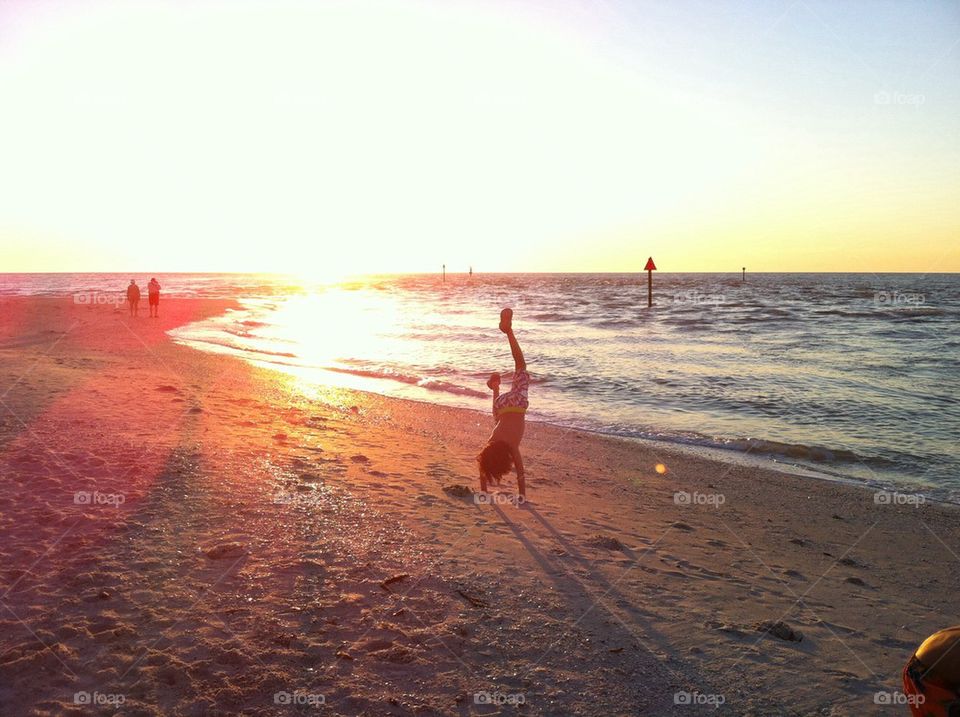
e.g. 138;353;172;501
0;0;958;275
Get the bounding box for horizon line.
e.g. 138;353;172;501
1;270;958;276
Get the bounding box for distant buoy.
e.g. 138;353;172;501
644;257;657;308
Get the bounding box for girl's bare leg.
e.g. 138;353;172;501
506;330;525;373
499;308;525;372
487;373;500;421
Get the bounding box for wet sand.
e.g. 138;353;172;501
0;297;956;716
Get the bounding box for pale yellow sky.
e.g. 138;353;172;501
1;0;957;274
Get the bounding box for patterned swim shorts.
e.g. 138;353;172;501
494;370;530;416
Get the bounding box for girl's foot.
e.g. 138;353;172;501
486;373;501;391
499;308;513;333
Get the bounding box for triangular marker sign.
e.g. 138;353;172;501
644;257;657;271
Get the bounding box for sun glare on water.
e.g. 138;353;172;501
265;291;402;368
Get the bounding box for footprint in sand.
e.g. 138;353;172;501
753;620;804;642
202;542;247;560
814;619;859;635
441;484;474;499
844;576;870;588
838;556;866;569
586;534;626;551
873;635;916;650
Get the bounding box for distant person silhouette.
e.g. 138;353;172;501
126;280;141;317
147;277;161;318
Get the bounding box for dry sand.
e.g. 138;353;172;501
0;297;956;716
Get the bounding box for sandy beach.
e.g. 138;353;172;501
0;296;956;716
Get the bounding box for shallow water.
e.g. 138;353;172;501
4;271;958;500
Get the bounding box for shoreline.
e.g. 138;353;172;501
255;369;955;509
174;326;950;508
170;295;946;504
0;296;957;715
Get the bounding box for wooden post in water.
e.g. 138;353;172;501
644;257;657;307
442;264;446;283
742;266;746;282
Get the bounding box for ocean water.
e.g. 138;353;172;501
3;272;958;500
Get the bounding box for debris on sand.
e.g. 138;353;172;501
586;534;626;551
371;645;416;664
83;589;112;602
708;621;744;636
455;588;488;608
380;574;409;592
442;484;474;498
203;543;247;560
753;620;803;642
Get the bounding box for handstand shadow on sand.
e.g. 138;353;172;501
491;501;655;637
487;496;728;709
